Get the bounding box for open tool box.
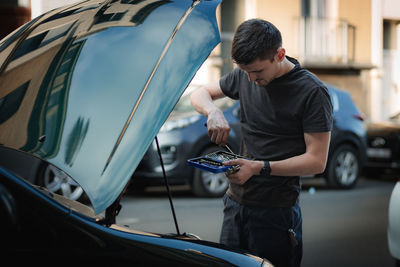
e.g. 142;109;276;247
187;151;244;173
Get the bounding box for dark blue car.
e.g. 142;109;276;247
132;83;367;196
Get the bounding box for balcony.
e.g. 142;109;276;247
294;16;357;69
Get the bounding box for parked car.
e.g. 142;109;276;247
131;92;241;197
0;0;273;265
322;84;367;189
364;111;400;176
0;149;86;201
132;83;367;195
388;178;400;266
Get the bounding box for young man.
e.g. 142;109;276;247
190;19;333;266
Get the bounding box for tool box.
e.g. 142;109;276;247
187;151;244;173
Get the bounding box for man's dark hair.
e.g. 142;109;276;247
231;19;282;65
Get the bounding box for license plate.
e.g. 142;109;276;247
367;148;392;158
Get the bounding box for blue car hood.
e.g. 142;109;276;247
0;0;221;214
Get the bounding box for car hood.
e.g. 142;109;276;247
0;0;221;214
367;121;400;135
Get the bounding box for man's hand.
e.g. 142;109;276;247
206;109;230;146
190;82;230;146
223;159;263;185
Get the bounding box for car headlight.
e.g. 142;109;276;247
160;115;201;132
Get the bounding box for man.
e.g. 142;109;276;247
190;19;333;267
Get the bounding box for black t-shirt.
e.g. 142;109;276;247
219;56;333;207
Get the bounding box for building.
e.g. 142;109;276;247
210;0;400;122
1;0;400;121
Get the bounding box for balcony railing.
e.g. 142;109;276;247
294;16;356;65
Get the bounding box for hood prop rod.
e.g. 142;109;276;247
155;136;180;236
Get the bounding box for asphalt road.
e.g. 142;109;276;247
117;176;397;267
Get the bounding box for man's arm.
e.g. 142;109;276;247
190;80;225;114
190;81;231;146
224;131;331;184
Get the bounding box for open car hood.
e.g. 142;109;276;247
0;0;221;214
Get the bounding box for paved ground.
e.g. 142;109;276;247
118;175;398;267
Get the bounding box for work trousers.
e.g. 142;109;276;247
220;194;303;267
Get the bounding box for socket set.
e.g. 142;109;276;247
187;151;244;173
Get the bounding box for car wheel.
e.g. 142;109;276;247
192;147;229;197
326;144;360;189
37;164;86;202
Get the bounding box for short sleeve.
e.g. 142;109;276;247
302;86;333;133
219;68;241;100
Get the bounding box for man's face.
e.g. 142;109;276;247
237;57;278;87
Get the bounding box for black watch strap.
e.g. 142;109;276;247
260;161;271;177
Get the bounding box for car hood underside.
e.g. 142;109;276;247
0;0;221;214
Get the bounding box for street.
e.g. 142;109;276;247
117;176;397;267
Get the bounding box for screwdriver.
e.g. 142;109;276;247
224;144;234;154
204;123;234;154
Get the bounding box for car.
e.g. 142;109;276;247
0;148;86;202
322;84;367;189
364;111;400;177
131;92;241;197
0;0;273;265
132;82;367;194
388;177;400;266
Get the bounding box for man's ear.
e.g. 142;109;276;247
276;47;286;62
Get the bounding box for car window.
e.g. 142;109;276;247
329;89;339;113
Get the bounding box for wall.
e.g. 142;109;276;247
338;0;373;64
383;0;400;20
257;0;301;57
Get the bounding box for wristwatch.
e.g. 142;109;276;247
259;161;271;177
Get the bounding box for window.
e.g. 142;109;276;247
0;81;29;124
10;22;74;61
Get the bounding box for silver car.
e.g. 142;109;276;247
388;178;400;266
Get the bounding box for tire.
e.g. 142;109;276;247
37;163;87;202
326;144;360;189
191;146;229;197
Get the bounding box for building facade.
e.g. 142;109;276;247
207;0;400;122
2;0;400;122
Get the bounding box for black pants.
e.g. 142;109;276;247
220;194;303;267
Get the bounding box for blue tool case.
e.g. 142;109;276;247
187;151;243;173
